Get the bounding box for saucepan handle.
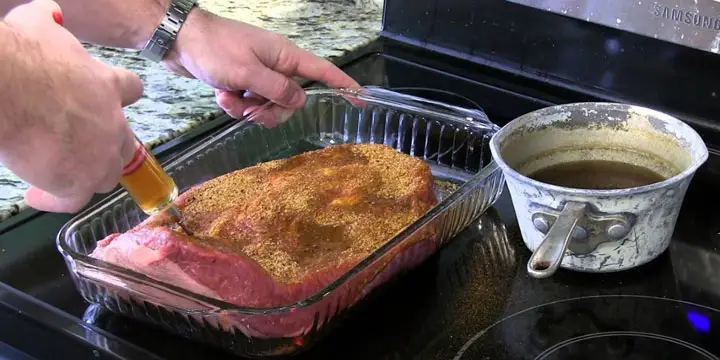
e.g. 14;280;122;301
527;201;587;278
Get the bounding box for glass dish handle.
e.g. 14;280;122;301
359;86;498;130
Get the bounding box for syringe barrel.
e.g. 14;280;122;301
119;140;178;215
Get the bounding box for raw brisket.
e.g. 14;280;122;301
91;143;439;338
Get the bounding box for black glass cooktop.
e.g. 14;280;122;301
455;295;720;359
2;41;720;359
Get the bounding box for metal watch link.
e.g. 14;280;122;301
140;0;198;62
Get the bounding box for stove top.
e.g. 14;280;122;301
455;295;720;359
2;40;720;359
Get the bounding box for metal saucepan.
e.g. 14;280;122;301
489;102;708;278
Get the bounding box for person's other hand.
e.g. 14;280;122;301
162;9;360;119
1;0;143;213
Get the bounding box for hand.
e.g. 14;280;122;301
162;9;360;119
1;0;143;213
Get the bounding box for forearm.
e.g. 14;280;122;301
1;0;169;49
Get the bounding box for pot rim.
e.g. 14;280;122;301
489;102;709;196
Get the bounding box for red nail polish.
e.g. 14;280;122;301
52;11;63;26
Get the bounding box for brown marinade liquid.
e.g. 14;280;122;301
527;160;666;190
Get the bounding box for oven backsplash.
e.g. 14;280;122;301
381;0;720;132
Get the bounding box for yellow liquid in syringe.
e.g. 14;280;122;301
119;143;178;215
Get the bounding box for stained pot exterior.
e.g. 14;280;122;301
491;103;708;273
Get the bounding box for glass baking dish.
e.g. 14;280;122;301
57;87;505;357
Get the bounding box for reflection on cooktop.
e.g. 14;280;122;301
0;341;36;360
453;296;720;360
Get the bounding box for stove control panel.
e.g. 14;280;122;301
507;0;720;55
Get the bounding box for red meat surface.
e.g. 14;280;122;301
91;143;439;338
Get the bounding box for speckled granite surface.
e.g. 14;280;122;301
0;0;382;220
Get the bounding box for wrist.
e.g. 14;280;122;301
161;7;209;66
140;0;202;62
131;0;171;50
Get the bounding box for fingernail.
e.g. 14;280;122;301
290;91;304;107
52;11;63;26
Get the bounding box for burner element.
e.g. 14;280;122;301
536;331;715;359
454;296;720;360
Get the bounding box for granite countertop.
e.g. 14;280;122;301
0;0;382;220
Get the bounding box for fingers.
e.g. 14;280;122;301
215;90;267;118
111;67;144;107
239;67;306;108
284;46;359;89
251;104;294;128
120;125;141;165
24;186;92;213
95;154;124;193
215;90;243;116
215;89;292;126
26;125;133;212
5;0;62;26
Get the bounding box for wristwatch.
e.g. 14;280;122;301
140;0;198;62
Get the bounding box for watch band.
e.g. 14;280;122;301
140;0;198;62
